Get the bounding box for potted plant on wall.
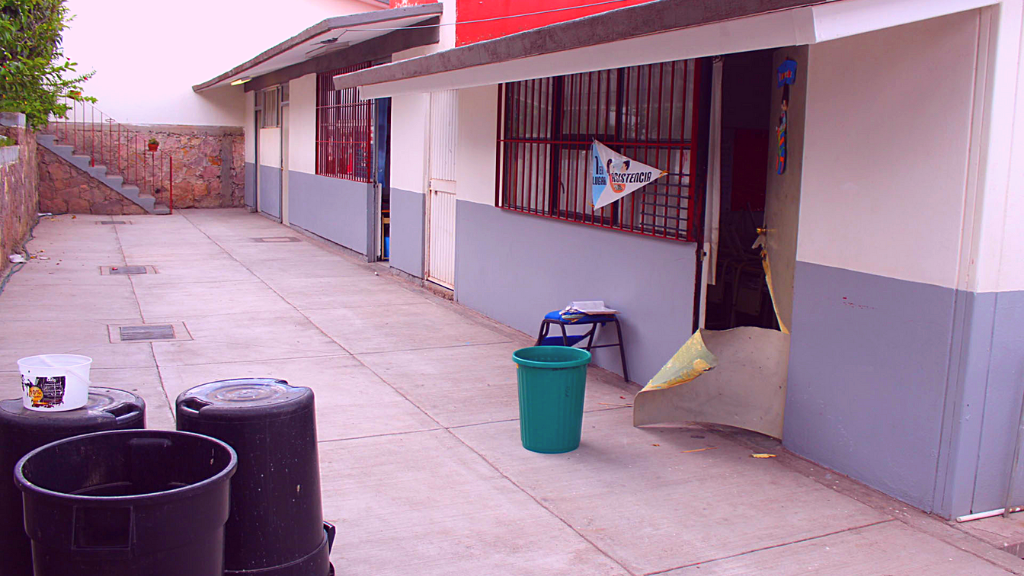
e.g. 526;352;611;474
147;138;159;152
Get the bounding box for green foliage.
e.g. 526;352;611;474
0;0;94;130
0;135;13;146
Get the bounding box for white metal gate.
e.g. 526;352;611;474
427;187;457;288
426;90;458;288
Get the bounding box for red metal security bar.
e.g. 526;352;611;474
316;63;374;182
496;59;704;242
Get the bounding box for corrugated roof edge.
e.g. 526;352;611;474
193;3;445;92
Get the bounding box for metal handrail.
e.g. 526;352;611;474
50;99;174;214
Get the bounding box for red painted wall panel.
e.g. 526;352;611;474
456;0;655;46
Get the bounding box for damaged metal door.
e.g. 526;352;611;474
634;47;807;439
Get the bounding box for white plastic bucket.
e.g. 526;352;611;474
17;355;92;412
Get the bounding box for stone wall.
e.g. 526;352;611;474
128;125;244;209
43;123;245;209
37;146;147;216
0;113;39;273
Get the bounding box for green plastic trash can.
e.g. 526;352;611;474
513;346;591;453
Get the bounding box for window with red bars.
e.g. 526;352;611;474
496;59;705;242
316;63;374;182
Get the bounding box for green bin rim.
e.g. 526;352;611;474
513;346;592;369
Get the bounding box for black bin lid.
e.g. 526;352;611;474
0;387;146;431
176;378;313;422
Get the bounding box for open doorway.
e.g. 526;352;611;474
704;50;774;331
638;47;806;439
703;48;803;333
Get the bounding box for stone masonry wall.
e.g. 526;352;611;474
47;124;245;209
128;125;244;209
37;145;147;216
1;113;39;274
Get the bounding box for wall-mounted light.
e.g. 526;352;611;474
231;77;252;86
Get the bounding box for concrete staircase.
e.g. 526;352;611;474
36;134;170;215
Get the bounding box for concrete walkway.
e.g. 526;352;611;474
2;209;1023;575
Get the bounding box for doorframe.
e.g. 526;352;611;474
281;100;290;226
253;97;262;213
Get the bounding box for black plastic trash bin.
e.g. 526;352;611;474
15;429;237;576
0;388;145;576
176;378;334;576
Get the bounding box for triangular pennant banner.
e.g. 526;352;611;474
590;140;667;210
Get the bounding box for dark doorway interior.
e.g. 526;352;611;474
704;49;777;331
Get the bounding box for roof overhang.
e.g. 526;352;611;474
334;0;996;99
193;3;443;92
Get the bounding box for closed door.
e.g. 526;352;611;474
258;88;282;219
426;90;458;288
427;186;456;288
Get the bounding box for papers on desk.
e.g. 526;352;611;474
563;301;618;315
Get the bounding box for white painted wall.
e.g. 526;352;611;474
390;91;430;192
62;0;381;126
289;74;318;175
979;1;1024;293
454;85;498;206
798;10;980;290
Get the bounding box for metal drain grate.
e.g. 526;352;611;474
109;265;148;275
98;221;127;225
119;325;175;341
252;237;302;243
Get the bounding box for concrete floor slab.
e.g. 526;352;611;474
150;310;345;366
306;302;512;354
319;430;629;576
452;408;890;575
0;282;141;321
133;279;295;319
10;262;133;286
0;319;157;369
156;355;438;442
663;521;1012;575
260;275;427;311
241;255;371;280
957;512;1024;555
128;259;260;285
360;342;634;428
1;209;1014;576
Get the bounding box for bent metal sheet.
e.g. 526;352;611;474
590;140;667;210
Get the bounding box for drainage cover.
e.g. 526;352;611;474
119;325;175;341
109;265;148;275
98;221;127;225
253;237;301;243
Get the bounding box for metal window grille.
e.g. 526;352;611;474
316;63;374;182
496;59;704;242
259;87;281;128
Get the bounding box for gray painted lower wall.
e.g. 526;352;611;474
258;165;282;218
785;261;1024;518
968;290;1024;513
389;187;424;278
785;261;956;513
244;162;255;208
288;170;372;256
455;200;697;385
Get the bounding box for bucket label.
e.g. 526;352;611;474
23;376;66;408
